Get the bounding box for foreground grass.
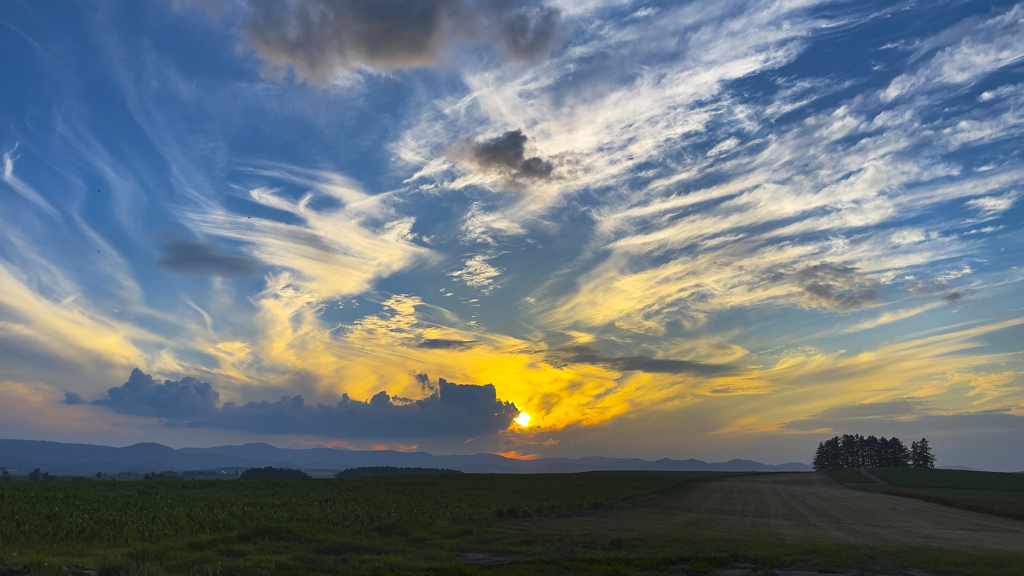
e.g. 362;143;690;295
2;472;1023;575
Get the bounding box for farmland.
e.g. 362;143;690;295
858;467;1024;522
1;471;1024;575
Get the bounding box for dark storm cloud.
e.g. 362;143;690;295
240;0;561;82
765;262;880;312
417;338;479;350
158;241;261;277
88;369;518;438
551;346;738;377
464;129;555;180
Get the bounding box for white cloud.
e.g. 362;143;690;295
965;192;1016;220
450;254;503;290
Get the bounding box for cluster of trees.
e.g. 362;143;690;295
239;466;310;479
335;466;463;478
813;434;935;470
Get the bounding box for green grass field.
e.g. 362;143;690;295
2;472;1023;576
857;468;1024;522
868;467;1024;490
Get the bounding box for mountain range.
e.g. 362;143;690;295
0;439;812;475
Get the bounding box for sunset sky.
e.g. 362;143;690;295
2;0;1023;470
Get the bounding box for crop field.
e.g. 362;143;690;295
858;467;1024;522
867;467;1024;490
2;471;1024;576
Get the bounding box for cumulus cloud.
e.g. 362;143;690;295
157;241;261;277
241;0;562;83
86;369;519;438
90;368;221;419
550;345;738;377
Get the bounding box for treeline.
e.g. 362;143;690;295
336;466;463;478
813;434;935;470
239;466;310;479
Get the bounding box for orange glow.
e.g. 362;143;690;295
496;451;539;460
372;443;420;452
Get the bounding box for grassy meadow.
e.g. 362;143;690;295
1;471;1023;575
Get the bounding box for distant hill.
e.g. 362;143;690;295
0;438;812;475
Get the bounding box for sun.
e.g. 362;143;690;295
514;411;531;427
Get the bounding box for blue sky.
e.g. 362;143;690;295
2;0;1024;469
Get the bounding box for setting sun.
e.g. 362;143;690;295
514;411;531;427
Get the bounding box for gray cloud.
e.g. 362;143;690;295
241;0;561;83
462;129;556;182
550;345;738;377
942;291;963;305
417;338;479;350
158;241;261;277
90;368;221;420
766;262;880;312
784;399;921;432
63;392;86;405
85;369;518;439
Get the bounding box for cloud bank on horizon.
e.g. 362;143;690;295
1;0;1023;469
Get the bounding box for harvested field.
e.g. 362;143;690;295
618;473;1024;553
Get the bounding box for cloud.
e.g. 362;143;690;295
550;345;738;377
88;369;519;438
769;262;881;312
158;241;261;277
844;301;944;334
782;398;923;432
456;129;556;184
63;392;86;405
965;192;1016;220
417;338;478;350
92;368;221;420
240;0;561;83
450;253;502;289
2;143;58;217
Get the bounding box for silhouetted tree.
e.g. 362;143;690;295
1;467;10;482
813;434;920;470
911;438;935;468
28;468;42;482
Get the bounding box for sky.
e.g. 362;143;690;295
1;0;1023;471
